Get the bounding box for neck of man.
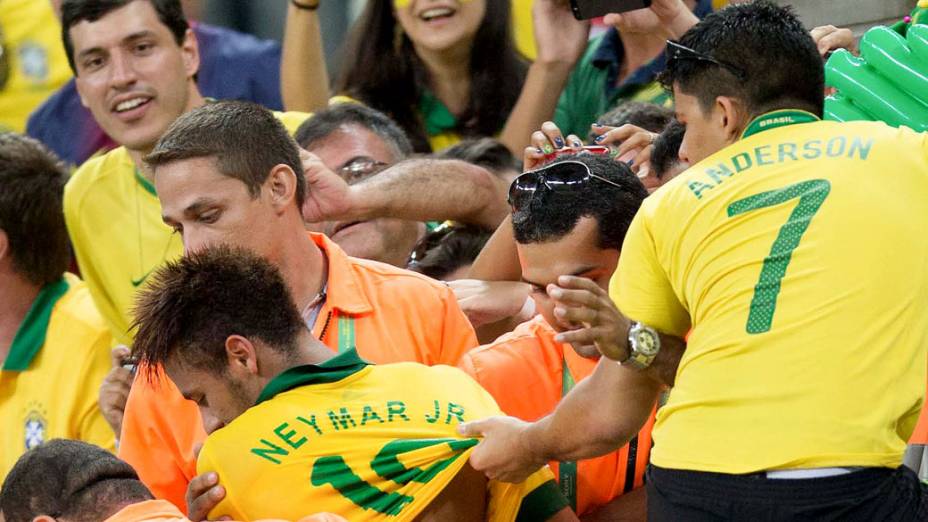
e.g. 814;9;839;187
0;271;42;364
275;217;328;317
617;29;668;86
260;331;337;381
415;43;473;116
128;86;208;180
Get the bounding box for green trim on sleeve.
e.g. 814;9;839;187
3;278;70;371
515;479;571;522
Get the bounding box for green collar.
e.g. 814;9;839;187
2;278;70;371
255;348;370;405
134;168;157;197
741;109;821;140
419;90;458;137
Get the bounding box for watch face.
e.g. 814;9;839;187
634;329;659;356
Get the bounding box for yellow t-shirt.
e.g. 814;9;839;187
0;274;115;480
63;111;311;345
611;112;928;474
0;0;71;132
198;350;567;522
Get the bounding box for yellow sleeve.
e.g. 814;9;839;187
275;111;313;134
74;327;117;452
198;441;249;522
610;204;691;337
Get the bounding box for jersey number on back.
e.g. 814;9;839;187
311;437;477;516
727;179;831;334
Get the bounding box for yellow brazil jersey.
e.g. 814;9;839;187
0;274;115;480
0;0;71;132
63;110;311;345
198;350;568;522
611;111;928;474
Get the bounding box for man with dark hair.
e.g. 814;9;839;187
0;440;152;522
60;0;309;348
27;1;286;167
459;154;656;519
0;133;113;480
120;101;478;515
0;439;345;522
294;103;425;267
462;2;928;519
129;245;573;522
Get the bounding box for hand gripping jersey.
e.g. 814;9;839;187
198;350;566;521
611;114;928;474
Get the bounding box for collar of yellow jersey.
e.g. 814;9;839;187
740;109;821;140
255;348;371;405
3;278;70;371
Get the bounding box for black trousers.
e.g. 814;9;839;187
647;465;928;521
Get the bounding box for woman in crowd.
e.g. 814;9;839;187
284;0;589;153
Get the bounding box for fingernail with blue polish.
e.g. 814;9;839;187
554;137;565;148
594;135;605;143
536;147;544;154
592;123;603;128
573;140;582;148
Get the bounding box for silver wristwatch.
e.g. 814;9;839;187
622;322;661;370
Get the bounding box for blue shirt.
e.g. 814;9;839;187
26;23;284;167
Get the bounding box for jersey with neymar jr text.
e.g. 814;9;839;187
611;113;928;474
198;350;568;522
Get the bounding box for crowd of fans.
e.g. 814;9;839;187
1;0;927;520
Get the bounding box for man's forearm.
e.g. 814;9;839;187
351;159;509;229
524;358;662;463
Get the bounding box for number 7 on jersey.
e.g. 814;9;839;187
727;179;831;334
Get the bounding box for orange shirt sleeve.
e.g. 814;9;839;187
119;366;206;512
435;284;478;366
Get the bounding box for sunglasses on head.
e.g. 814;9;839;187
508;160;622;212
666;40;747;81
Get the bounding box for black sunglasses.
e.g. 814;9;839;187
666;40;747;81
508;160;622;212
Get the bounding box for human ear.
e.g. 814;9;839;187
224;335;259;376
266;164;299;214
180;28;200;79
716;96;746;142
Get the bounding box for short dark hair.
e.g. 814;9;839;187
0;439;151;522
595;101;674;135
662;1;824;117
407;225;491;281
131;245;305;379
61;0;189;74
512;154;647;250
145;101;305;208
294;103;412;161
651;120;686;180
437;138;521;178
0;133;70;287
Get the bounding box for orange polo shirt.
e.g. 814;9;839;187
118;233;478;511
459;316;656;517
102;499;346;522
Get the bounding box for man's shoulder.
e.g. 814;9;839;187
65;147;134;211
47;275;111;353
348;256;454;299
462;318;561;384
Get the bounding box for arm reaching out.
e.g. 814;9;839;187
459;356;662;482
300;149;509;229
497;0;589;155
281;1;330;112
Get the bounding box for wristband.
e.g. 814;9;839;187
291;0;320;10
